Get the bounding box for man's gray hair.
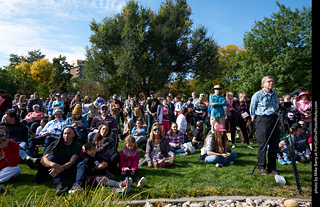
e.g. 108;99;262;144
261;76;274;88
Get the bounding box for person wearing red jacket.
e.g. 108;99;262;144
119;135;146;187
0;125;21;183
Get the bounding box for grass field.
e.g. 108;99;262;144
1;135;312;205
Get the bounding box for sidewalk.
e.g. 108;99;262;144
125;196;312;207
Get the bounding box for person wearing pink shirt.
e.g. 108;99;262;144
296;92;312;130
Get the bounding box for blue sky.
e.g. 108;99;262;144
0;0;311;67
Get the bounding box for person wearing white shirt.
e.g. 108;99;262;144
174;96;182;116
176;108;189;143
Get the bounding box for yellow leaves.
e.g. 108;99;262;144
30;59;53;82
14;61;31;80
14;59;53;83
218;44;246;68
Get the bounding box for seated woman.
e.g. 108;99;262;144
200;124;237;167
1;109;37;168
288;123;311;163
92;123;119;175
0;125;21;183
65;105;89;143
144;123;175;169
121;117;134;140
131;118;146;144
166;122;189;155
24;104;45;137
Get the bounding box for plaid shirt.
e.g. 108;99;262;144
249;89;278;119
166;130;184;148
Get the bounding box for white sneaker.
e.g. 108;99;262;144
215;163;223;167
137;177;147;187
247;145;254;149
232;145;236;148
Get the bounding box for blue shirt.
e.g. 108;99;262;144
131;126;145;136
65;116;89;138
209;94;226;117
53;100;64;113
40;118;66;136
249;89;278;119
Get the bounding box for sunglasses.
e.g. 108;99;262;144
153;128;161;132
0;133;7;137
101;108;108;111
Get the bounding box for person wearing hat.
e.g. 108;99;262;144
84;100;100;126
200;124;237;167
296;91;312;131
288;123;311;163
146;91;160;137
52;93;64;114
182;97;194;109
28;108;66;157
209;85;226;133
88;103;118;143
249;76;279;175
65;105;89;142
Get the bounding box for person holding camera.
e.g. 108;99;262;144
250;76;280;175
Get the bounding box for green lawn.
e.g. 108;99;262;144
1;137;312;205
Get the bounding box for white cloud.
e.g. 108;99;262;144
0;0;126;66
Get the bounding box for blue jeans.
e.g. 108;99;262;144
147;114;155;136
28;135;58;156
204;152;237;165
11;138;32;160
48;155;86;186
170;146;187;154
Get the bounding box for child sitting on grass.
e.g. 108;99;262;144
120;135;147;187
192;120;204;149
288;123;311;163
70;142;132;194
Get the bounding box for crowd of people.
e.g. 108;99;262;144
0;76;312;194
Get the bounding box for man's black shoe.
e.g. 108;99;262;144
258;168;269;175
55;181;68;195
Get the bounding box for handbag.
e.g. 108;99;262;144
241;111;249;119
183;142;195;154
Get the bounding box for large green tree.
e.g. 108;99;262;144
237;2;312;96
85;0;219;97
49;55;72;94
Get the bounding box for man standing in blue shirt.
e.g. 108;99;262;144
209;85;226;132
250;76;279;175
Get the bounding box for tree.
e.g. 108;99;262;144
238;2;312;96
0;68;19;96
49;55;72;93
13;61;35;95
30;59;53;82
217;45;246;94
85;0;219;97
5;49;47;96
